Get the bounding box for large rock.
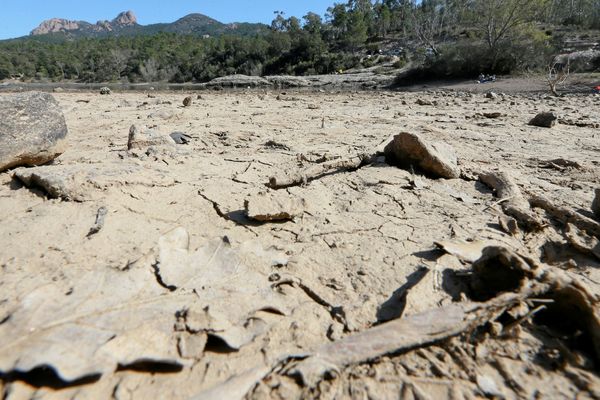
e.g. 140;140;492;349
384;132;460;179
0;92;68;172
529;112;557;128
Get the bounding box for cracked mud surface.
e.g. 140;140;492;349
1;88;599;399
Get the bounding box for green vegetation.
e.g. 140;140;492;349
1;0;599;83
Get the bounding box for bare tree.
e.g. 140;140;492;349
546;56;570;96
56;61;65;80
474;0;545;69
411;1;448;56
110;49;131;79
139;58;160;82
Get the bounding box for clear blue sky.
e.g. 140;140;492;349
0;1;336;40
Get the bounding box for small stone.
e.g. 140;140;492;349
498;215;519;235
483;112;503;119
177;333;208;360
529;112;557;128
128;125;175;150
170;132;192;145
99;87;112;95
485;92;498;99
0;92;68;171
489;321;503;336
148;110;177;120
477;375;504;398
383;132;460;179
245;192;305;222
592;189;600;219
415;98;433;106
183;96;193;107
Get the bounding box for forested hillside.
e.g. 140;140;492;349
1;0;599;83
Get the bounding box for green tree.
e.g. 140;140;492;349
344;9;369;49
374;3;392;38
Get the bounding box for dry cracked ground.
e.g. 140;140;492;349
1;87;600;399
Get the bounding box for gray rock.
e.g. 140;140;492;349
267;73;394;89
170;132;192;144
384;132;460;179
128;125;175;150
593;188;600;219
416;98;433;106
100;87;112;95
529;112;557;128
245;192;305;222
183;96;193;107
476;375;504;398
266;75;311;88
0;91;68;172
483;112;503;118
147;110;178;120
485;92;498;99
204;74;271;88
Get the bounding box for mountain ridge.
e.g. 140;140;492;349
29;11;267;39
31;11;138;35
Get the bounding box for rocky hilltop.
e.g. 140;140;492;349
30;18;81;35
31;11;138;35
27;10;267;39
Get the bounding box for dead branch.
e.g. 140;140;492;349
287;294;524;387
189;297;517;398
479;171;544;230
564;223;600;260
267;153;373;189
192;245;600;396
529;195;600;239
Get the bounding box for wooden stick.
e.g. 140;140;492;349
529;195;600;238
267;153;373;189
479;171;543;230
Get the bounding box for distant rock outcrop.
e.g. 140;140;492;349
28;10;267;39
31;11;138;36
31;18;83;35
113;11;137;26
